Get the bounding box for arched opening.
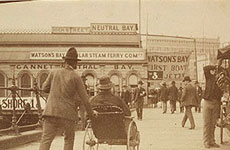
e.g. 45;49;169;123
110;74;120;96
0;73;6;97
39;72;49;98
128;74;138;100
20;73;32;97
85;74;96;97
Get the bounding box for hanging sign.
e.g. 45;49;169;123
147;52;192;81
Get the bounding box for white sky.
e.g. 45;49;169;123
0;0;230;44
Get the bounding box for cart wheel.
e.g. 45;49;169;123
83;121;99;150
127;121;140;150
220;105;224;144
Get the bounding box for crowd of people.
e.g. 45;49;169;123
39;47;227;150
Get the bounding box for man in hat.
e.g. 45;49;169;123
90;76;131;116
203;65;223;148
194;81;202;113
121;85;132;107
133;80;146;120
39;47;95;150
168;81;179;114
159;81;168;114
181;76;197;130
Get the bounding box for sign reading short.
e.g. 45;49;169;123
147;52;191;81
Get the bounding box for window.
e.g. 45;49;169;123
110;74;120;96
20;73;32;97
129;74;138;88
39;73;48;89
0;73;6;97
85;74;95;96
39;73;49;98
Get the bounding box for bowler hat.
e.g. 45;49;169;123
161;81;166;86
97;76;113;90
171;81;176;84
81;75;87;81
62;47;81;61
138;80;144;85
183;76;191;82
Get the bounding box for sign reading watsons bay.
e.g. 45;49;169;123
147;52;192;81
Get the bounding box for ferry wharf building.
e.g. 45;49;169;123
0;24;148;100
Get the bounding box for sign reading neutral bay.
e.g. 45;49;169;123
30;48;145;61
90;23;137;34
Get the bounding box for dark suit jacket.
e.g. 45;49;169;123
121;90;131;105
160;86;168;102
203;65;223;102
181;83;198;107
90;91;131;116
134;87;146;104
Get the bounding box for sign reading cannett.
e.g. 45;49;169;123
90;23;137;34
147;52;192;81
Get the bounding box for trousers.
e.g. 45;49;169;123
182;106;195;128
136;101;144;120
162;101;167;113
203;100;220;145
39;117;75;150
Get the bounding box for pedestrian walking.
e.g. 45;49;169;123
168;81;178;114
203;65;223;148
159;81;168;114
39;47;95;150
194;81;202;113
148;88;158;108
181;76;198;130
134;80;146;120
178;86;184;113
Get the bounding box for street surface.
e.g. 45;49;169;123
8;104;230;150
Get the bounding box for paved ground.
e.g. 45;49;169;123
8;105;230;150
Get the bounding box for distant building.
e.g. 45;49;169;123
145;35;220;85
0;24;148;102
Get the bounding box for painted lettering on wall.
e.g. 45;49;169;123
114;65;133;70
14;64;99;70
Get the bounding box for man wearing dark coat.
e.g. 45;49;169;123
194;81;202;113
121;85;132;107
159;81;168;114
168;81;178;114
90;76;131;117
203;65;223;148
181;76;198;130
134;80;146;120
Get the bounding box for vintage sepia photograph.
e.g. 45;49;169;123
0;0;230;149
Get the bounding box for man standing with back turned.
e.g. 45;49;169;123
203;65;223;148
39;47;95;150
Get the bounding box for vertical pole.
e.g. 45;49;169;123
139;0;142;48
194;38;198;81
34;81;43;127
11;76;19;135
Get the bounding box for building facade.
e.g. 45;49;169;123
0;24;148;110
145;35;220;86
